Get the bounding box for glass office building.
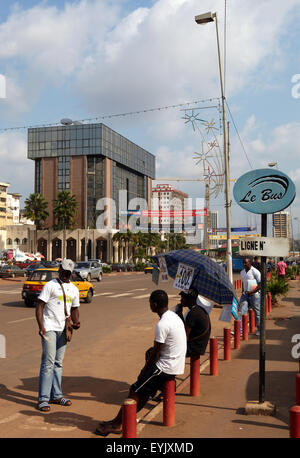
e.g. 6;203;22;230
28;122;155;229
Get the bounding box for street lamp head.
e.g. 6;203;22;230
195;12;216;25
268;162;278;167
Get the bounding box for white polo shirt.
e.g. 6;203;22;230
155;310;187;375
241;266;261;293
38;279;80;332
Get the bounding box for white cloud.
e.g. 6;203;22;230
0;0;299;223
0;131;34;203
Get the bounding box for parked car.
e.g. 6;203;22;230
22;267;94;307
74;261;103;281
111;263;127;272
124;263;135;272
89;259;102;266
25;262;43;277
0;264;26;278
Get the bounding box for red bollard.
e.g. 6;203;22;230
122;399;137;438
190;356;200;396
223;328;231;361
210;337;218;375
296;374;300;406
290;405;300;438
268;292;272;313
234;320;241;349
163;379;175;426
242;315;248;341
239;279;242;289
249;309;255;334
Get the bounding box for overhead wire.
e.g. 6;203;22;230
0;97;220;133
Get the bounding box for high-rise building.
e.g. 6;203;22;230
28;122;155;229
272;212;290;238
0;182;11;228
209;210;219;248
151;184;188;230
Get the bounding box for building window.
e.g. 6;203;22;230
7;238;12;245
35;159;42;193
14;238;20;245
22;238;27;244
58;156;70;190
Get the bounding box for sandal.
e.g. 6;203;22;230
95;421;122;437
37;401;50;412
50;397;72;406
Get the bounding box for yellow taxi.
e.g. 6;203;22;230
144;264;160;274
22;267;94;307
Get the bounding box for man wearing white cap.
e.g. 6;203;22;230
36;259;80;412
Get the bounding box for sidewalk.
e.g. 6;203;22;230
137;279;300;438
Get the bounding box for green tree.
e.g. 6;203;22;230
24;193;49;252
53;191;78;230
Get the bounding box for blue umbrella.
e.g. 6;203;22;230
153;249;237;305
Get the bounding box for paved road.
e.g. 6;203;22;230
0;271;242;438
0;272;193;437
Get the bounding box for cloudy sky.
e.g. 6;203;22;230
0;0;300;237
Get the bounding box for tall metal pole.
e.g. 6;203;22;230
259;213;267;403
214;13;232;283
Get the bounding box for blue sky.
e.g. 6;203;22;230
0;0;300;238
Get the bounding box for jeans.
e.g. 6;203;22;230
239;292;261;332
38;330;67;403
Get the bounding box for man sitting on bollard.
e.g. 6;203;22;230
95;289;187;436
239;257;261;336
175;286;211;358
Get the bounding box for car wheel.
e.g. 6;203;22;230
85;289;93;303
97;273;102;282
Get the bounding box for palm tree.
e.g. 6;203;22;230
53;191;78;230
24;193;49;252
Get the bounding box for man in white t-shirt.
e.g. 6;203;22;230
95;289;187;436
36;259;80;412
239;258;261;336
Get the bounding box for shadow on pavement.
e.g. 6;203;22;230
2;301;28;308
245;370;297;426
18;410;99;434
9;376;131;406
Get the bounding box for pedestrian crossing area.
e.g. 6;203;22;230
93;289;179;300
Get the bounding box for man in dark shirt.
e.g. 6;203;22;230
175;286;211;357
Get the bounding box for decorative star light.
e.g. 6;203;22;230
182;110;206;132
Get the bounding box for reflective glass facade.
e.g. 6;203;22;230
28;123;155;229
28;123;155;179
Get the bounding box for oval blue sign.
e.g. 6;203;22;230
233;168;296;214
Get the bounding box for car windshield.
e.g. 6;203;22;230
71;272;84;282
75;262;90;268
29;270;59;282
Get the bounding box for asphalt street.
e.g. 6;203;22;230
0;271;199;437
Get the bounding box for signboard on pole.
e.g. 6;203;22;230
239;237;289;257
233;168;296;214
233;167;296;407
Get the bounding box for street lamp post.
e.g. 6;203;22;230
195;11;232;282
